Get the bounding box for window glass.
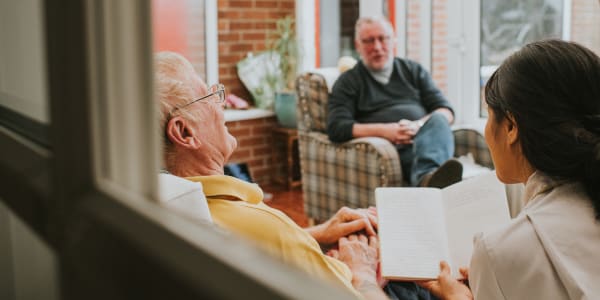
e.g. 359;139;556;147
0;0;50;145
152;0;207;79
319;0;360;67
570;0;600;56
479;0;563;117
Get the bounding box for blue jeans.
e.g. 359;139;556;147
385;282;439;300
397;112;454;186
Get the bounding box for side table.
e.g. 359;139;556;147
271;127;302;189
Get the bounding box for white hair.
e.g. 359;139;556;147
354;16;395;41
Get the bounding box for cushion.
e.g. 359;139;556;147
158;173;212;223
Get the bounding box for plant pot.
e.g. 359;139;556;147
274;91;298;128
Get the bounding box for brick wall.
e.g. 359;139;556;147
431;0;448;94
218;0;295;186
406;0;422;62
571;0;600;54
405;0;449;96
217;0;296;104
226;116;282;186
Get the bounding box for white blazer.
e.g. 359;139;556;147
470;172;600;300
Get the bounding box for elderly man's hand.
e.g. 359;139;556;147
328;235;389;299
381;121;417;145
306;206;378;245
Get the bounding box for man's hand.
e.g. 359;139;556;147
306;206;378;245
419;261;473;300
381;121;417;145
329;235;389;300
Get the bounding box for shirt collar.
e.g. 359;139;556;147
185;175;263;204
522;171;564;206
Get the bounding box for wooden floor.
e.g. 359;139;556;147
262;185;308;228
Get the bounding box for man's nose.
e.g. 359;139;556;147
372;38;385;50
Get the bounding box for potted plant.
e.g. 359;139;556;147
268;16;299;128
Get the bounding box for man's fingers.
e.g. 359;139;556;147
338;236;348;245
367;214;378;231
327;249;339;259
369;235;379;249
358;234;368;243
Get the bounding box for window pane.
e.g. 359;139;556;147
0;0;50;145
571;0;600;56
480;0;563;117
319;0;360;67
152;0;207;80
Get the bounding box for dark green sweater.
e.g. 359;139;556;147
327;58;453;143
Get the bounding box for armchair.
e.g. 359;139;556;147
295;72;494;221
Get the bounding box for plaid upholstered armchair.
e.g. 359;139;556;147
295;72;494;221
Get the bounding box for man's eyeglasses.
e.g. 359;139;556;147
168;83;226;117
360;35;391;46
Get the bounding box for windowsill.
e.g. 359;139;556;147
224;108;274;122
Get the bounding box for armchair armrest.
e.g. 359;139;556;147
298;131;403;220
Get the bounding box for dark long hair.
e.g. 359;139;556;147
485;40;600;219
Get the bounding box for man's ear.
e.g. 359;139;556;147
505;113;519;146
165;116;201;149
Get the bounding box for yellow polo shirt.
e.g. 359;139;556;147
186;175;358;296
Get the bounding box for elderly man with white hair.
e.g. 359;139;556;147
155;51;379;297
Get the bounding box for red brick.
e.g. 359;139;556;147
230;20;255;31
230;1;253;8
255;22;277;30
280;1;295;9
219;10;240;18
230;149;251;160
218;20;229;31
255;1;278;8
238;136;266;147
219;32;241;41
252;146;273;157
240;11;270;19
229;127;251;137
230;43;254;53
243;32;267;40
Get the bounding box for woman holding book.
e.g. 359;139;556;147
336;40;600;299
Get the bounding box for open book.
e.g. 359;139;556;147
375;171;510;281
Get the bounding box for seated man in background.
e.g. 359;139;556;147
327;16;460;188
155;51;377;296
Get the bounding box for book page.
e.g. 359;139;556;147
376;188;450;280
442;171;510;277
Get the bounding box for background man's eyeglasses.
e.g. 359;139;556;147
168;83;226;116
360;35;391;45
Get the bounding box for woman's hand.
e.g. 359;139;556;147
419;261;473;300
306;206;378;245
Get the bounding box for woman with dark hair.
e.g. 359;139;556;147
334;40;600;300
423;39;600;299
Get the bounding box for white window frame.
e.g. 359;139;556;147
447;0;571;131
205;0;219;85
0;0;356;298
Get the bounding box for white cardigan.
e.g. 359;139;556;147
469;172;600;300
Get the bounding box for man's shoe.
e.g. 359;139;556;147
420;159;463;188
